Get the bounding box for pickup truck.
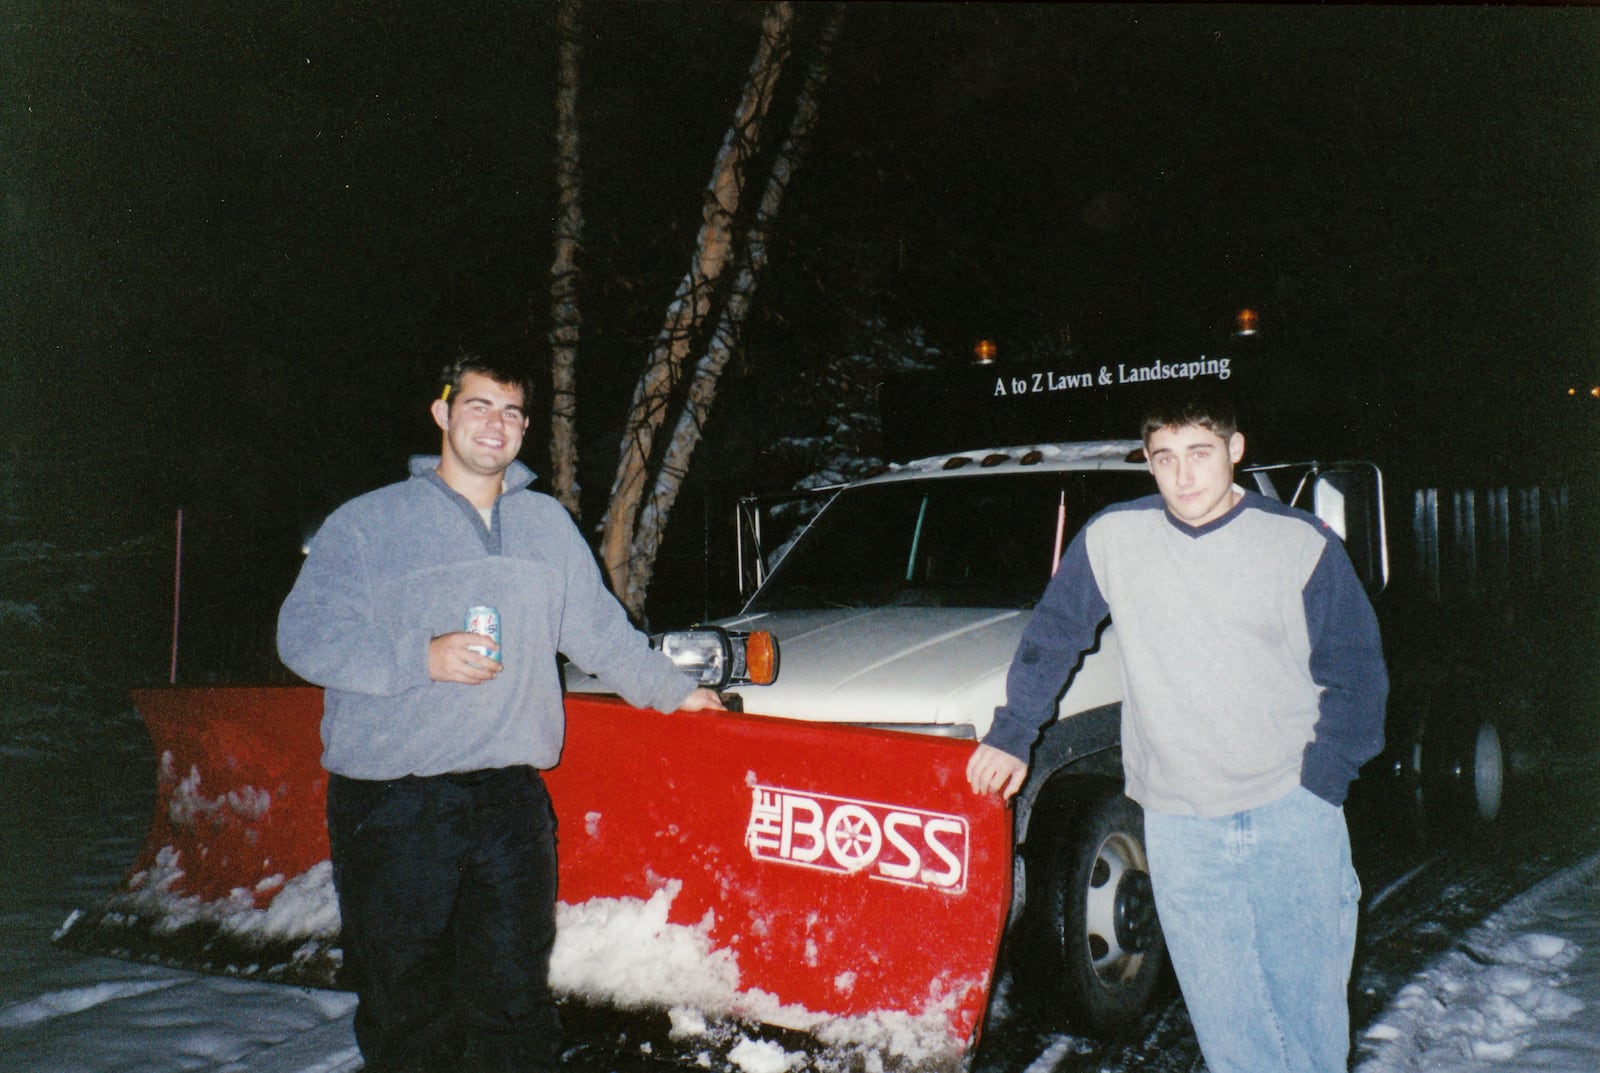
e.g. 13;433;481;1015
568;404;1505;1037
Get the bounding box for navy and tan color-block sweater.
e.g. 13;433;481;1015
277;456;694;781
983;489;1388;818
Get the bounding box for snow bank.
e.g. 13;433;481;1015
550;879;964;1066
61;859;963;1068
1357;850;1600;1071
109;850;342;946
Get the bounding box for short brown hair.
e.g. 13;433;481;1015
1140;396;1239;446
436;353;535;410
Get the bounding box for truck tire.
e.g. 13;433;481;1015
1416;717;1504;824
1020;783;1167;1037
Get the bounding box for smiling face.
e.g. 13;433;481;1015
1145;422;1246;527
430;370;529;493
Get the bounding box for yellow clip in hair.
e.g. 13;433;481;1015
441;384;453;402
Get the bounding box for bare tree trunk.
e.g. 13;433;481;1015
623;5;844;609
547;0;585;516
601;1;795;613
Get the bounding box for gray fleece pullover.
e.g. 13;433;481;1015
277;456;695;780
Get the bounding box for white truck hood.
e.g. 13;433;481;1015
692;606;1123;738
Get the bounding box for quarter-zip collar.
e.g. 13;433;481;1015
409;455;537;555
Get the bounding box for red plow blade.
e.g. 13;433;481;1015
55;687;341;983
59;687;1013;1068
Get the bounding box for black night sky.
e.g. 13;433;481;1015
5;3;1598;673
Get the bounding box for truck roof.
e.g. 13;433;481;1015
860;439;1148;486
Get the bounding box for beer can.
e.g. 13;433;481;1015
464;606;502;663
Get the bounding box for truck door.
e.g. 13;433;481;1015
1247;461;1389;596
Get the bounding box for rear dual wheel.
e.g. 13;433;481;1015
1021;784;1167;1037
1414;718;1505;825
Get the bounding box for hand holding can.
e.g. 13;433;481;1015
465;606;502;663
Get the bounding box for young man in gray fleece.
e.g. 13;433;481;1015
278;354;723;1073
968;397;1387;1073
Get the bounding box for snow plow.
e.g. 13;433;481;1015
56;682;1015;1070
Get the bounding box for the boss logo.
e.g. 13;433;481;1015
745;785;968;892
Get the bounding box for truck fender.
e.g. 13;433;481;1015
1007;702;1123;926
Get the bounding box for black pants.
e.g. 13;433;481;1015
327;767;562;1073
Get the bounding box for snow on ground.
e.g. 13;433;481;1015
0;958;361;1073
3;849;1600;1072
1355;849;1600;1072
4;878;949;1073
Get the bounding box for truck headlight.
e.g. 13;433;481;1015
657;627;779;689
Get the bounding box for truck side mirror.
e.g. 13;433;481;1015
736;494;768;600
1313;463;1389;597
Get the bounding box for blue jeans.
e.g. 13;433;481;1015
1144;787;1360;1073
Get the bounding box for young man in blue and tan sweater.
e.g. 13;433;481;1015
970;397;1387;1073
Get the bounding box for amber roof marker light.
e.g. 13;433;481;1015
1234;308;1260;336
972;339;998;364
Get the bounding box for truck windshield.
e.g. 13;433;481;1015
746;471;1153;612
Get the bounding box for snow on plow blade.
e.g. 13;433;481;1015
58;687;1013;1068
54;687;340;983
